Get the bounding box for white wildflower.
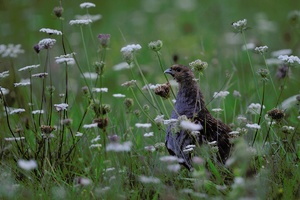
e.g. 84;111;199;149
74;177;92;186
163;119;178;125
138;175;160;184
0;87;9;95
113;93;126;98
106;141;132;152
18;159;37;171
212;108;223;112
91;135;101;143
0;70;9;79
92;88;108;93
154;115;164;125
180;120;202;131
246;123;261;130
4;137;25;141
18;64;39;72
160;156;179;163
75;14;102;22
229;131;240;135
247;103;265;114
271;49;292;57
207;141;217;145
120;44;142;64
80;2;96;8
54;103;68;111
278;55;300;65
75;132;83;137
89;144;102;148
55;53;76;65
40;28;62;35
213;91;230;99
144;145;156;152
113;62;132;71
14;79;30;87
121;80;137;87
135;123;152;128
282;125;295;133
121;44;142;52
69;19;92;25
82;72;98;79
0;44;24;58
242;43;255;51
232;19;247;32
167;164;181;172
83;123;98;129
255;46;268;54
265;58;283;65
9;108;25;115
38;38;56;50
32;110;44;114
144;132;154;137
189;59;208;73
32;72;48;78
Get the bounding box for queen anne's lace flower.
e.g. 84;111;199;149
69;19;92;25
80;2;96;8
18;64;39;72
278;55;300;65
38;38;56;50
40;28;62;35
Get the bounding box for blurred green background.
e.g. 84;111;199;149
1;0;300;119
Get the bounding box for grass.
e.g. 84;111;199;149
0;0;300;199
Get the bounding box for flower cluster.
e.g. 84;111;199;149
37;38;56;51
148;40;163;52
254;46;268;55
278;55;300;65
40;28;62;35
55;53;76;65
213;91;230;99
0;44;24;58
69;19;92;26
232;19;248;33
80;2;96;9
120;44;142;64
189;59;208;74
247;103;265;114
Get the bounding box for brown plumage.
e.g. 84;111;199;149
164;64;232;170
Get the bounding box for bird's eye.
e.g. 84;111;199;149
175;68;181;72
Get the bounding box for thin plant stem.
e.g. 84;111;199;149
242;32;261;102
80;26;92;85
252;80;265;146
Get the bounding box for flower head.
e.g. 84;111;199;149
254;46;268;55
0;44;24;58
121;80;137;87
247;103;265;114
135;123;152;128
106;141;132;152
18;159;37;171
120;44;142;64
232;19;248;33
213;91;230;99
40;28;62;35
80;2;96;9
54;103;68;112
278;55;300;65
69;19;92;26
18;64;39;72
98;34;111;48
180;120;202;131
38;38;56;51
246;123;261;130
189;59;208;74
267;108;285;122
154;82;171;99
148;40;163;52
53;6;63;18
14;79;30;87
0;70;9;79
55;53;76;65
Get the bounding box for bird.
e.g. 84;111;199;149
164;64;232;170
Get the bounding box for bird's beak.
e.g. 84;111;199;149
164;68;174;76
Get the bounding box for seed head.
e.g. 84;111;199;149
53;6;63;18
267;108;285;122
40;125;56;134
148;40;163;52
154;82;170;99
93;118;108;129
98;34;111;49
124;98;134;109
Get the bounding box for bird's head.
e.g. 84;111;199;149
164;64;195;85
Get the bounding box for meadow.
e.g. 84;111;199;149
0;0;300;199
